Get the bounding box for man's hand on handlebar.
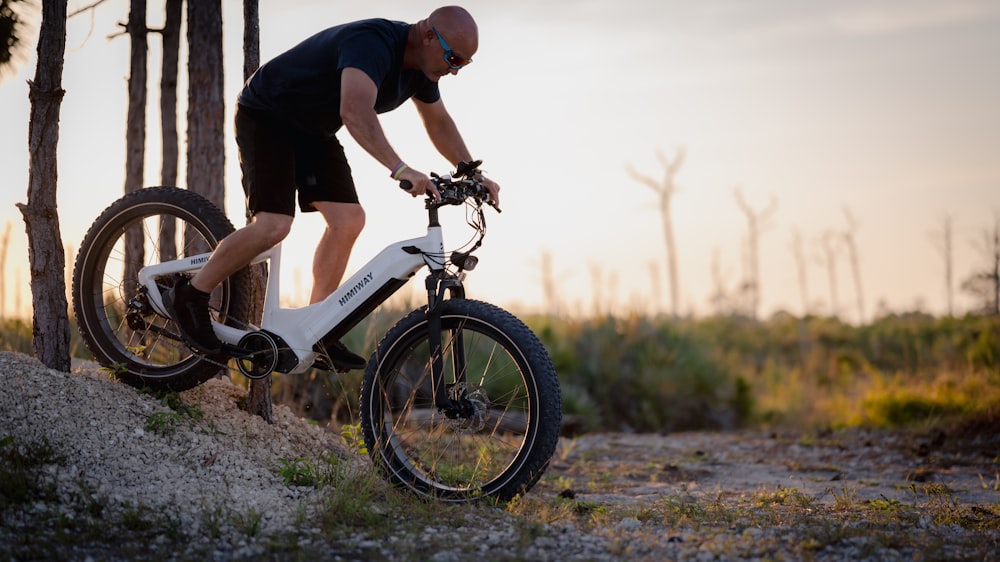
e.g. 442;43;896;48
398;167;440;201
476;174;501;210
396;161;501;212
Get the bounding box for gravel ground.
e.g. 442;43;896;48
2;350;998;561
0;352;355;557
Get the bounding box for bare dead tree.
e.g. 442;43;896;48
121;0;146;198
238;0;273;423
243;0;259;81
116;0;147;306
707;247;734;316
626;147;685;318
988;216;1000;315
155;0;181;262
818;231;841;318
734;187;777;321
0;220;11;319
738;233;752;315
17;0;71;370
929;215;955;317
962;214;1000;315
67;0;109;19
15;266;23;318
842;208;865;324
186;0;224;210
790;228;810;317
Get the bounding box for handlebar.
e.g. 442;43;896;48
398;160;500;213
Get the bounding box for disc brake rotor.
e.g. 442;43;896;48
446;388;489;433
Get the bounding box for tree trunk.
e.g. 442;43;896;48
17;0;71;371
991;221;1000;315
122;0;147;305
842;208;865;324
931;216;955;317
158;0;181;262
821;231;840;318
734;189;776;322
124;0;146;196
240;0;273;424
791;229;809;316
0;221;11;320
625;148;684;319
185;0;224;212
242;0;258;82
181;1;226;380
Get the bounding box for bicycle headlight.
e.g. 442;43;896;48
451;251;478;271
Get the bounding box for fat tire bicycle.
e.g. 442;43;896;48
71;161;562;502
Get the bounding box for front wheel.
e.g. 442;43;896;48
360;299;562;502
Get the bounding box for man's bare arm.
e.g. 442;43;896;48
414;97;501;207
339;67;437;197
413;97;474;165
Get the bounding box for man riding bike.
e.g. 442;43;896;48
165;6;500;371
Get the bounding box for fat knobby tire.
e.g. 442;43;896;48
72;186;252;391
360;298;562;502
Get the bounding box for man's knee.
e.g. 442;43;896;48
341;205;366;236
251;213;294;247
316;202;366;237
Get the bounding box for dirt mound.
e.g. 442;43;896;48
1;352;354;537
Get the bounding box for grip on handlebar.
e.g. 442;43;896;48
399;180;413;190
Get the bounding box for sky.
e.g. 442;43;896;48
1;0;999;322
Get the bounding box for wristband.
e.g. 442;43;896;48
391;162;408;180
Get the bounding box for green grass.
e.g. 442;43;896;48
139;390;205;435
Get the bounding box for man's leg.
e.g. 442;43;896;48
308;201;366;303
192;212;293;292
166;212;293;352
306;201;367;371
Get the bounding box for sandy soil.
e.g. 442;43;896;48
550;427;1000;506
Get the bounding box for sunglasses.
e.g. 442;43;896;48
432;25;472;69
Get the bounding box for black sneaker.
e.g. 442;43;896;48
312;336;366;372
163;278;223;354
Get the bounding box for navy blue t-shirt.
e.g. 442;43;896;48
238;19;440;137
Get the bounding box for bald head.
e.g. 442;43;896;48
405;6;479;79
427;6;478;52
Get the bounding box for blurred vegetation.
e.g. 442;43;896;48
0;317;90;360
4;310;998;435
527;310;998;433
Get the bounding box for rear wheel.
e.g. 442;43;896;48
360;299;561;502
72;186;251;391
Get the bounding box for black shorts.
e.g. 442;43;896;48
235;104;358;217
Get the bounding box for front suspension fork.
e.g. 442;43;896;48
425;272;473;418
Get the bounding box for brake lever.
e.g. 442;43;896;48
466;177;501;213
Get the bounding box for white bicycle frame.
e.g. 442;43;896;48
136;223;448;375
